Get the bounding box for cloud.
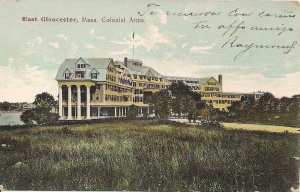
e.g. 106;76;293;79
109;49;129;56
158;10;167;24
143;58;214;78
49;41;59;49
0;62;57;102
69;41;78;57
85;43;95;49
181;43;187;48
110;39;131;45
190;44;215;54
23;37;43;56
89;29;95;35
0;0;6;5
27;37;43;46
23;48;34;56
96;36;106;40
43;56;60;64
110;25;169;51
223;72;300;98
8;57;16;64
58;34;68;41
141;25;168;50
164;52;173;59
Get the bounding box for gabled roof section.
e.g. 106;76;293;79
126;64;149;75
199;77;216;85
90;68;99;73
148;68;162;78
164;75;214;86
55;57;113;81
124;62;163;78
83;58;113;69
63;68;71;74
145;70;154;77
75;57;88;65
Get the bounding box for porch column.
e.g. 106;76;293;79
140;108;143;116
58;85;63;119
147;107;150;115
119;107;121;117
86;86;91;119
114;107;117;117
67;85;72;120
77;85;81;120
98;107;100;117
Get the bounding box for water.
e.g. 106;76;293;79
0;112;24;126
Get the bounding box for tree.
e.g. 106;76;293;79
126;105;139;119
33;92;55;110
256;92;275;112
21;92;59;125
228;101;242;117
150;90;171;119
20;109;35;125
243;97;257;119
33;107;59;124
0;101;10;111
169;81;196;117
290;95;300;113
169;81;191;97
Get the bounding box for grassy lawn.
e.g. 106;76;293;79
0;120;298;191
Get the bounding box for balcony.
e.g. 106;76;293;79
75;68;87;72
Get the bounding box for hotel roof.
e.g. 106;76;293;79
55;57;113;81
164;76;214;86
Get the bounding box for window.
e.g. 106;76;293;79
75;71;84;78
96;94;99;100
65;73;71;79
77;64;80;68
81;64;85;68
134;75;137;79
91;73;98;79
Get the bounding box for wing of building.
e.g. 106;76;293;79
55;57;264;120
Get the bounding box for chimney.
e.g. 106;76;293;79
124;57;128;67
218;74;222;91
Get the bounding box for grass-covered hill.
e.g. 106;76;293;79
0;120;298;191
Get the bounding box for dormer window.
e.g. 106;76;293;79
77;64;86;68
91;73;98;79
65;73;71;79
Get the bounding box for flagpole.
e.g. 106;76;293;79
132;31;135;59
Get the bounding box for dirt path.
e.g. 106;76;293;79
222;122;300;133
168;118;300;133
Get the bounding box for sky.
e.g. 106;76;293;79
0;0;299;102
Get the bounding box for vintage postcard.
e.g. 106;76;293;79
0;0;299;191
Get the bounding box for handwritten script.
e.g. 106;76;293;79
137;3;297;61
